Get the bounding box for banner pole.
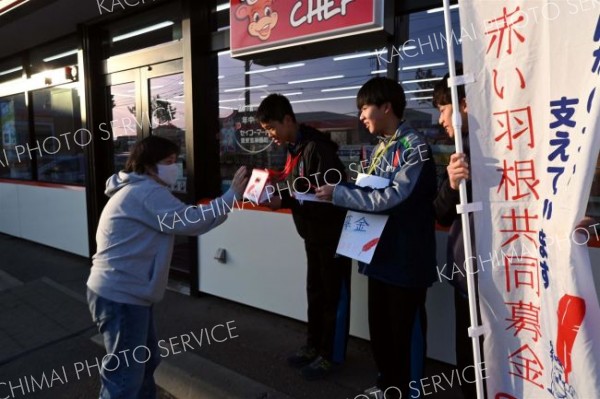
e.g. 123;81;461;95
442;1;485;399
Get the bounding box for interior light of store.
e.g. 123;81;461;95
288;75;344;84
401;77;443;84
246;63;305;75
224;84;268;92
43;49;78;62
260;92;303;98
290;95;355;104
401;62;446;71
321;85;362;93
333;49;387;61
405;88;434;94
0;66;23;76
216;2;229;12
409;96;434;101
219;98;245;103
245;67;277;75
112;21;174;43
278;63;305;69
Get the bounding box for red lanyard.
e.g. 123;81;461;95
268;153;301;182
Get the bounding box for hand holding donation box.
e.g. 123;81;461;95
243;169;271;204
336;173;389;264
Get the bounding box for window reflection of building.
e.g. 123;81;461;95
33;85;84;185
217;8;467;190
0;93;30;179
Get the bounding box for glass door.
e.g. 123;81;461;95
143;60;187;194
106;59;193;282
107;69;139;172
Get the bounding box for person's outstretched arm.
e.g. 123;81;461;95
144;166;248;235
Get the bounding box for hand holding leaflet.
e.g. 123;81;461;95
243;169;271;204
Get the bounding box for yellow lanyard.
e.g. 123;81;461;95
367;138;397;175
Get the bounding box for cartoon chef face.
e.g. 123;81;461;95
235;0;278;41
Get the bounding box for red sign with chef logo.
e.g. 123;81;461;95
230;0;383;57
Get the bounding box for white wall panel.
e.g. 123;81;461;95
198;210;459;363
0;183;89;257
0;183;21;237
199;210;374;339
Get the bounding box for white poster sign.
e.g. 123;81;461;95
336;174;389;264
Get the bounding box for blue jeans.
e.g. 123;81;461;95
87;289;160;399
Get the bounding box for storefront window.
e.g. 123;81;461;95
32;83;84;185
398;8;463;186
216;4;600;217
218;51;381;190
0;93;30;179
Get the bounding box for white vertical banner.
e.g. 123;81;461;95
458;2;600;398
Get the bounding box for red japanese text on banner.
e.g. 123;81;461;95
459;1;600;398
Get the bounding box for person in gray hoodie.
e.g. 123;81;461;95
86;135;248;399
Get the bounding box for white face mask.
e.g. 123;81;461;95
156;163;179;188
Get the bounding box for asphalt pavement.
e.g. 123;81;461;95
0;233;464;399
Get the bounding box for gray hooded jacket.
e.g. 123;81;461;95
87;172;236;306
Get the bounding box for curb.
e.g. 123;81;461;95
91;334;294;399
0;269;23;290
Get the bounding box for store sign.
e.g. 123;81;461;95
230;0;384;58
0;0;29;16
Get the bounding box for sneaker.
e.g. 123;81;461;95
363;386;384;399
287;346;317;368
301;356;334;381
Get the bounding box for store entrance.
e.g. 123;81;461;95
106;59;194;287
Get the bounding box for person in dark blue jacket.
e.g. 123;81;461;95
316;77;437;398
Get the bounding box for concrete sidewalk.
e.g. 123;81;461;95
0;233;464;399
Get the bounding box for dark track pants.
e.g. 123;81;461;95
368;278;427;398
305;242;352;363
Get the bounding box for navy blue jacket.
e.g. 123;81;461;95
332;121;438;287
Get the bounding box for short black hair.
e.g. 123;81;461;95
432;67;465;108
124;135;179;174
256;93;296;124
356;77;406;119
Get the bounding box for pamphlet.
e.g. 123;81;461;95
243;169;271;204
336;173;390;264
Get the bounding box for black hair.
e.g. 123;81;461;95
256;93;296;124
356;77;406;119
124;135;179;174
432;66;465;108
